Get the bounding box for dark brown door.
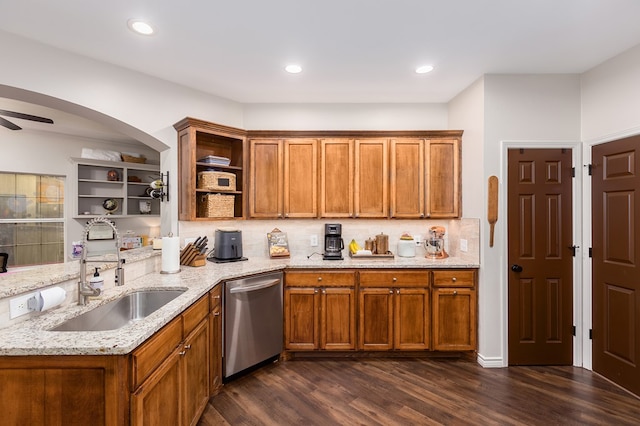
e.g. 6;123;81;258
592;135;640;396
508;148;573;365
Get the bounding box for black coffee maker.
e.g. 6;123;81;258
323;223;344;260
0;252;8;273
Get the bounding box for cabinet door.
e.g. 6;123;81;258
182;319;210;426
284;287;320;350
432;287;477;351
426;139;461;218
0;368;108;425
394;288;430;350
131;348;181;426
209;292;223;394
354;139;388;218
390;139;425;218
284;139;318;218
358;288;393;350
320;287;356;350
319;138;353;217
250;139;283;218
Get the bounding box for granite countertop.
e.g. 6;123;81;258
0;251;478;357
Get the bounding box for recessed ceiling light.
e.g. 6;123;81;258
127;19;155;36
285;64;302;74
415;65;434;74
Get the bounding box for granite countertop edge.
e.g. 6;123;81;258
0;254;479;356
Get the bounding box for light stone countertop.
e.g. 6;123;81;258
0;251;478;356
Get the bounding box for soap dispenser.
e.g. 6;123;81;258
90;267;104;291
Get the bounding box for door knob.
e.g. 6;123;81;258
511;264;523;272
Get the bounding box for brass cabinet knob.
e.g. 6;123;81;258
317;277;322;281
392;277;397;282
453;290;458;296
452;277;457;282
389;290;393;294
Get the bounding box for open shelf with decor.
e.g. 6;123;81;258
72;158;161;218
174;118;247;220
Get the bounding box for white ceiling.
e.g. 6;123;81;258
1;0;640;105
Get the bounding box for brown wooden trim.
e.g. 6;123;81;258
173;117;247;137
248;129;463;138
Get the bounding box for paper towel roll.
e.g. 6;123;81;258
161;236;181;274
39;286;67;311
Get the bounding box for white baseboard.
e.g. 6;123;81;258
476;353;505;368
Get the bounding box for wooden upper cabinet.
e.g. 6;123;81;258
249;139;283;218
390;138;425;218
354;139;388;218
249;138;318;218
284;139;318;218
174;118;247;221
319;138;354;218
426;139;461;218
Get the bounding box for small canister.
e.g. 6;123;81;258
375;233;389;255
364;237;376;253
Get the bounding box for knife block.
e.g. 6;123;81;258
179;244;206;267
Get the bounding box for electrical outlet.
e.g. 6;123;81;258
9;291;39;319
460;239;468;252
310;235;318;247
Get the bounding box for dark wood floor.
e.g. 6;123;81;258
198;357;640;425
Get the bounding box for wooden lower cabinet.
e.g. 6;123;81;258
432;270;477;351
0;355;128;425
209;285;223;393
182;318;210;426
359;271;430;351
132;346;182;425
284;270;357;350
0;286;223;426
285;268;477;354
132;295;211;426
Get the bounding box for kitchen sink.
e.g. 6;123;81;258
51;289;187;332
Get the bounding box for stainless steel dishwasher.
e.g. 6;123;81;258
224;271;283;379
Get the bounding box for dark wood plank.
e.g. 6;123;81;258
198;358;640;426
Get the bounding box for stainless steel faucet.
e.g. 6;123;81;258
78;217;125;305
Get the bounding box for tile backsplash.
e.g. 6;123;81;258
179;218;479;260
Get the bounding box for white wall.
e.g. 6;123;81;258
448;77;485;220
479;74;581;366
581;43;640;142
243;103;448;130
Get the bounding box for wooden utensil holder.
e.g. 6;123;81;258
180;244;206;267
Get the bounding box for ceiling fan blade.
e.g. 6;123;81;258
0;116;21;130
0;109;54;124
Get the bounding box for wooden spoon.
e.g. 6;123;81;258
488;176;499;247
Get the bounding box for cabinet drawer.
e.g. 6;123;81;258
432;270;476;287
359;270;429;287
285;270;356;287
131;317;182;389
183;295;209;336
210;284;222;309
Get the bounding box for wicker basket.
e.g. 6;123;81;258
121;154;147;164
198;194;235;218
197;171;236;191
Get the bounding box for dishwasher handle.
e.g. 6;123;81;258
228;278;281;294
